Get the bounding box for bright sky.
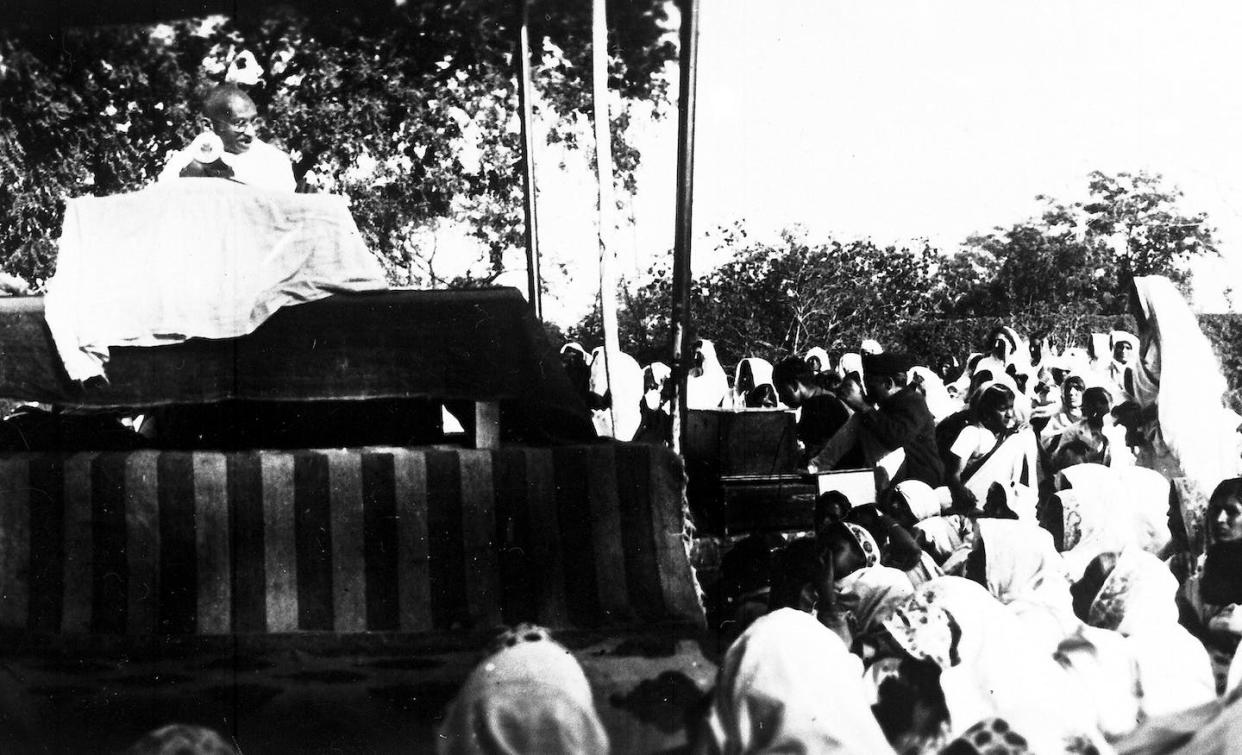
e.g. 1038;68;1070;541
500;0;1242;325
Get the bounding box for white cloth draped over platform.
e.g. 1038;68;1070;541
45;180;388;381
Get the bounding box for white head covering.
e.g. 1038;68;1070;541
838;352;864;381
704;608;895;754
835;565;914;638
730;357;774;410
642;362;671;411
909;366;959;422
1087;549;1178;635
1058;463;1138;579
1074;549;1216;724
687;339;730;410
560;342;588;359
1059;347;1092;376
861;339;884;355
1113;465;1172;555
974;518;1076;646
1109;330;1138;353
894;480;941;522
803;347;830;373
643;361;671;388
1058;463;1171;578
438;629;610;755
987;326;1029;370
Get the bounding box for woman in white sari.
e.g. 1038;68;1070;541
944;382;1039;511
803;346;831;374
883;577;1103;753
587;347;643;441
729;357;774;411
826;522;917;646
697;608;894;754
1056;462;1171;579
968;518;1077;651
687;339;730;410
1058;549;1215;740
1121;275;1242;491
439;625;610;754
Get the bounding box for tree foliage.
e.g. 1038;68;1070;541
942;171;1217;325
569;172;1221;373
571;226;941;368
0;0;675;287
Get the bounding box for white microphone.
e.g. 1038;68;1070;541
189;131;224;163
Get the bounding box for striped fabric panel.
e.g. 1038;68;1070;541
123;452;159;636
392;449;431;632
195;453;231;635
61;452;96;634
261;453;297;632
0;445;704;635
0;456;30;628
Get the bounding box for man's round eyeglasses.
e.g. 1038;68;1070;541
212;117;264;133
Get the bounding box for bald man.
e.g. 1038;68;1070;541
158;84;296;192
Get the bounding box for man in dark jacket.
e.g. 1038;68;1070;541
838;352;945;488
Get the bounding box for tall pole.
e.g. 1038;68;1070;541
668;0;700;454
592;0;621;436
516;0;542;319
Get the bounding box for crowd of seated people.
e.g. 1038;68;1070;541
526;275;1242;753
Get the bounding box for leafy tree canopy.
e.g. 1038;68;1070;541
941;170;1217;323
571;225;941;368
569;172;1219;371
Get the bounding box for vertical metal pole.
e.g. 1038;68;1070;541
668;0;700;454
593;0;621;437
516;0;543;319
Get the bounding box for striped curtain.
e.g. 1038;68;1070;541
0;444;703;635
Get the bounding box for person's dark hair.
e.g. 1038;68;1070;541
974;383;1014;415
964;538;987;586
1082;386;1113;420
966;371;994;402
744;384;778;408
937;356;961;382
1052;439;1093;474
870;656;950;751
985;326;1018;353
769;537;822;611
772;356;813;389
720;534;779;600
1210;478;1242;508
1062;375;1086;392
814;371;843;393
814;491;852;531
736;360;756;393
818;521;867;579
